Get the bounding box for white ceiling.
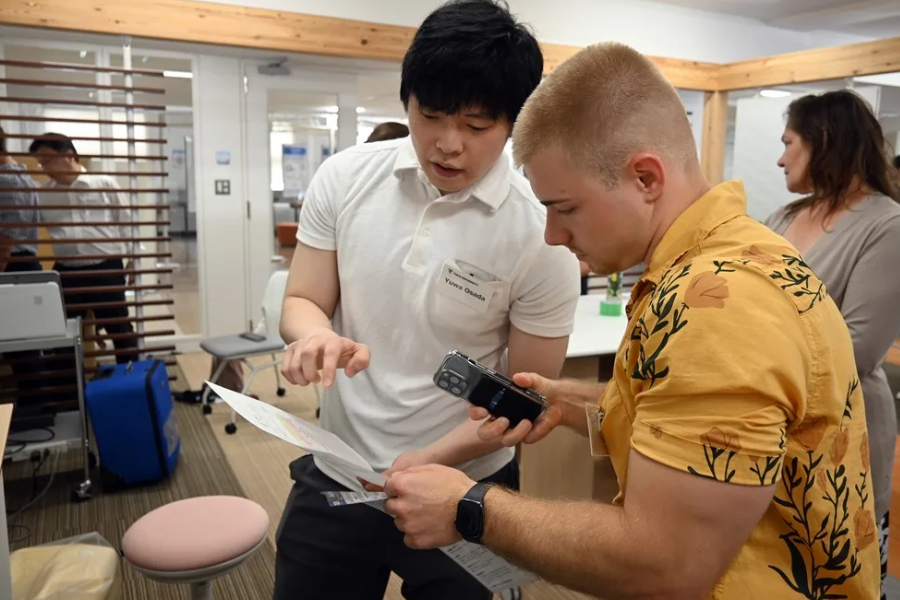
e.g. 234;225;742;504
646;0;900;38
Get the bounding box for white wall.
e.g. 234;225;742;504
193;55;249;336
207;0;868;63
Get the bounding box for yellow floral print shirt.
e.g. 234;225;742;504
600;181;879;600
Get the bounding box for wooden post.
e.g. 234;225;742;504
701;91;729;185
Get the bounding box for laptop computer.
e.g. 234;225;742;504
0;271;68;342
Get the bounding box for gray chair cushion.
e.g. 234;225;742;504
199;334;286;359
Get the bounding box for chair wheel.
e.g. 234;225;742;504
202;404;213;415
277;387;286;397
225;423;237;434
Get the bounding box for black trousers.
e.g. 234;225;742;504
3;249;42;273
273;455;520;600
54;258;138;364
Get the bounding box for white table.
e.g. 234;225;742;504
566;294;630;358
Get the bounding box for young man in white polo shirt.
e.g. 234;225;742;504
274;1;579;598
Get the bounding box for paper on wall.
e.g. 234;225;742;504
209;383;537;593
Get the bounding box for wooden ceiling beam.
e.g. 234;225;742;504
0;0;719;90
716;36;900;91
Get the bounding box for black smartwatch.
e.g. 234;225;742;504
455;482;491;544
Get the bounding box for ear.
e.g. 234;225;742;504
627;153;665;201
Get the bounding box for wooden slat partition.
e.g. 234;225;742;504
0;78;165;94
5;251;171;261
2;133;168;143
1;50;180;415
4;96;167;110
4;153;167;161
12;171;170;177
59;268;174;278
1;203;171;209
1;220;170;227
1;115;168;128
0;58;166;77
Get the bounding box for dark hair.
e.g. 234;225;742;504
365;122;409;143
894;155;900;170
0;124;6;154
400;0;542;126
29;133;79;160
784;90;899;218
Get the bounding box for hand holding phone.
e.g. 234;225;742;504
433;351;547;428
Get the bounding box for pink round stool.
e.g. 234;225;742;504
122;496;269;600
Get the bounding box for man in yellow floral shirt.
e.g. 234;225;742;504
376;42;880;600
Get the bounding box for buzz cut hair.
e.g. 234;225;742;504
512;42;699;186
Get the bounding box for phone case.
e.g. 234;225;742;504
433;351;547;427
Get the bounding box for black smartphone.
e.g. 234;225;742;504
433;351;547;427
239;332;267;342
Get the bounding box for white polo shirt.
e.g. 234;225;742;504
298;137;579;490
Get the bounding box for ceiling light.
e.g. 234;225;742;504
79;50;87;58
759;89;791;99
356;107;366;114
163;70;193;79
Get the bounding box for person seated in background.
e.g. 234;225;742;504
273;1;579;598
379;42;880;600
767;90;900;600
365;121;409;143
0;125;39;273
29;133;138;363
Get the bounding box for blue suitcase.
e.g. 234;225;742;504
85;359;180;489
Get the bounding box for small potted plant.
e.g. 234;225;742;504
600;272;623;316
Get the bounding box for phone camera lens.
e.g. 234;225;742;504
451;386;462;395
438;380;449;389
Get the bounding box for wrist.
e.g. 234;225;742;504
481;486;511;547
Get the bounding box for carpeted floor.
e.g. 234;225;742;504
3;399;276;600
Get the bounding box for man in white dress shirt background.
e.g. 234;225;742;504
30;133;138;362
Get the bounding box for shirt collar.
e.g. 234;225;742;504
392;137;511;211
47;165;87;188
643;180;749;285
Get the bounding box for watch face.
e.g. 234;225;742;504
456;497;485;542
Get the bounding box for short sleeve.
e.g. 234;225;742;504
509;242;580;338
297;156;345;251
629;262;806;486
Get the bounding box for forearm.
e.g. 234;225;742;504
483;488;670;600
557;379;606;436
421;417;505;467
279;296;333;344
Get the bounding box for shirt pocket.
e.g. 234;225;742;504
429;258;510;328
